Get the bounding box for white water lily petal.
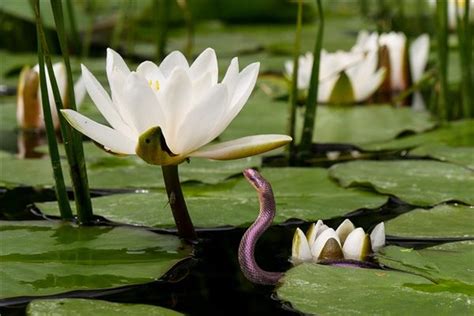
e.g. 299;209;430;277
189;135;292;160
106;48;130;95
354;67;386;101
379;32;407;91
292;228;312;263
192;71;214;103
159;51;189;77
61;109;136;154
311;228;341;260
189;48;218;83
342;227;367;261
80;65;132;136
159;68;192;153
211;62;260;137
73;75;86;108
136;61;166;83
336;219;355;244
370;222;385;252
119;73;166;135
223;57;240;95
409;34;430;83
306;220;325;246
175;83;228;154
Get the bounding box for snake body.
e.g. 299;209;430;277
238;169;283;285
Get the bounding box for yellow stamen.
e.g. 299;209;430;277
148;79;160;91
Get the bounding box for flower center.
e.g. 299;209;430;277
148;79;160;91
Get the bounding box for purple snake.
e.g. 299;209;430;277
238;169;379;285
238;168;283;285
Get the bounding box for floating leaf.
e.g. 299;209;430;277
377;241;474;294
409;145;474;170
39;168;387;228
329;160;474;206
309;105;436;145
27;298;183;316
386;204;474;238
0;221;190;299
277;263;472;315
362;120;474;151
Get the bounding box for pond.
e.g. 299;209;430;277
1;0;473;315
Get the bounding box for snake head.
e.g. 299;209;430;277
243;168;272;194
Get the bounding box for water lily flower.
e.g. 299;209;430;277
17;62;86;130
292;219;385;264
285;49;386;104
62;48;292;165
355;30;430;109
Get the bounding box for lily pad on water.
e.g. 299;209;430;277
297;105;436;145
362;120;474;151
27;298;183;316
385;204;474;238
329;160;474;206
0;221;190;299
377;241;474;294
277;263;472;315
0;146;261;188
38;168;387;228
409;145;474;170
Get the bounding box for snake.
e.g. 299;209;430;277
238;168;379;285
238;168;283;285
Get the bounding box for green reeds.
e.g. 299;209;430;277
435;0;448;121
64;0;80;54
298;0;324;160
49;0;94;223
288;0;303;165
455;0;473;118
32;0;73;220
155;0;171;61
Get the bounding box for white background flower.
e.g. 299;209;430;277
62;48;291;165
17;62;85;130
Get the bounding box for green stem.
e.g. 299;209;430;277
64;0;80;54
435;0;448;121
161;165;197;241
456;0;472;118
288;0;303;165
50;0;93;224
298;0;324;160
32;0;73;220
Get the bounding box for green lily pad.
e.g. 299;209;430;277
386;204;474;238
0;221;190;299
0;155;69;188
362;120;474;151
377;241;474;293
277;263;472;315
329;160;474;206
305;105;436;145
0;144;260;188
27;298;183;316
39;168;387;228
409;145;474;170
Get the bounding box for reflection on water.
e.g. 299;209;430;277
17;130;46;159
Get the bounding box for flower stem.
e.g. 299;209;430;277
288;0;303;165
161;165;197;241
50;0;94;224
299;0;324;161
33;0;73;220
